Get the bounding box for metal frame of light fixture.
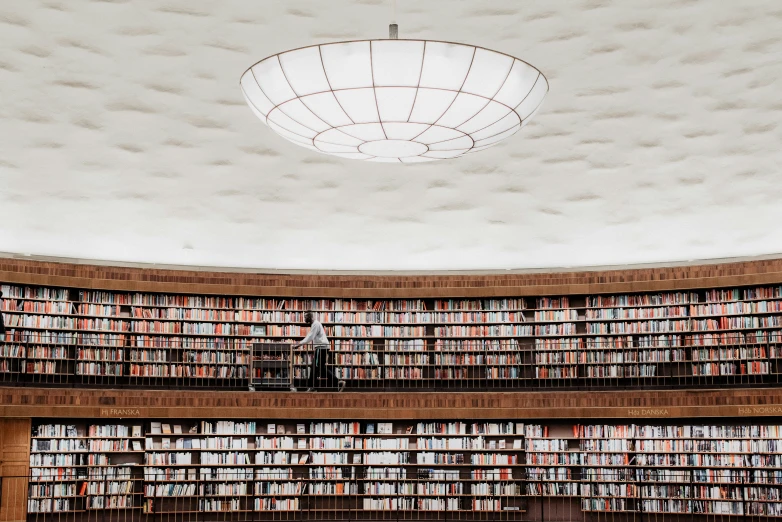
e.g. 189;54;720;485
240;15;548;163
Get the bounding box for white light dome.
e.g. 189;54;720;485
240;39;548;163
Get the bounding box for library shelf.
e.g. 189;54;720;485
5;283;782;391
21;418;782;519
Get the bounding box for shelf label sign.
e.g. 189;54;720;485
100;408;142;417
627;408;670;417
738;406;782;416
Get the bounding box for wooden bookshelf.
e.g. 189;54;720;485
28;423;143;513
26;419;528;518
4;283;782;390
20;418;782;519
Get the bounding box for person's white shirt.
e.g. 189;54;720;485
295;319;328;347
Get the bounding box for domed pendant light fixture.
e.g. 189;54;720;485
240;10;548;163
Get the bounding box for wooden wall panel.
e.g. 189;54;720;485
2;387;781;421
2;256;782;298
0;419;30;522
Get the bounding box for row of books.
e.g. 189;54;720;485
0;288;769;321
361;497;462;511
587;301;782;319
4;289;521;314
7;327;782;359
1;285;68;301
588;293;698;308
15;344;781;362
710;287;782;303
9;362;781;380
30;453;109;466
27;499;72;513
582;498;767;515
692;361;770;376
27;422;782;483
17;298;782;321
1;330;252;347
38;302;782;324
8;284;782;311
5;289;532;313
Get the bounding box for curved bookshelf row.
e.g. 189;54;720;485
24;419;782;518
5;283;782;390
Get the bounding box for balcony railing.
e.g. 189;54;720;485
1;334;781;392
3;469;775;521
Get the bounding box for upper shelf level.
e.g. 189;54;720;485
5;268;782;391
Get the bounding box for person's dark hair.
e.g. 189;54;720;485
304;311;314;324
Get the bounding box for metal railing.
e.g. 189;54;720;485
2;333;782;392
6;470;782;521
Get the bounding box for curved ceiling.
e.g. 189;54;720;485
1;0;781;271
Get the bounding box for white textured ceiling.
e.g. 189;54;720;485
1;0;781;271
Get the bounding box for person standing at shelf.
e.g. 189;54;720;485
293;311;345;392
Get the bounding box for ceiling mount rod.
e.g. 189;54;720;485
389;0;398;38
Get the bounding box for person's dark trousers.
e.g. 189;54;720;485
309;345;336;389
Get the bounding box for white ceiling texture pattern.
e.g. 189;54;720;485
0;0;781;271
